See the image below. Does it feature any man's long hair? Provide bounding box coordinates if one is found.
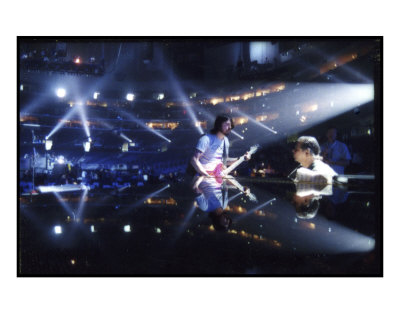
[210,115,235,135]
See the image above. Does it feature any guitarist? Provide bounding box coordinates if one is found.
[190,115,251,177]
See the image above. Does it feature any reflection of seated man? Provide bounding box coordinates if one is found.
[292,182,333,219]
[292,193,321,219]
[321,127,351,174]
[289,136,337,184]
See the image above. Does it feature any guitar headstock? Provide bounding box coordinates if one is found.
[248,144,260,155]
[248,193,258,203]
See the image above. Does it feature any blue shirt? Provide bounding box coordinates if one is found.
[321,140,351,174]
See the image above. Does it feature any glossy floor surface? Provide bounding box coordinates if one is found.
[18,176,381,276]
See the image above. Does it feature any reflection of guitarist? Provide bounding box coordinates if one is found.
[192,174,256,231]
[191,115,252,178]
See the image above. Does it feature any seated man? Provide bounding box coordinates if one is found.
[289,136,337,184]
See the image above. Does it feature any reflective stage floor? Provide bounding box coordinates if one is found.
[18,176,381,276]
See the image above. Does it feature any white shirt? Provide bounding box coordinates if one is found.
[196,134,229,172]
[295,160,337,184]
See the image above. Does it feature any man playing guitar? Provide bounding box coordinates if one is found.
[190,115,253,179]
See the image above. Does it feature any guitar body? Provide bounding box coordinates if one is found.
[206,144,259,183]
[207,163,225,184]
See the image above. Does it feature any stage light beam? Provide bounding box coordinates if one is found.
[46,106,78,140]
[118,110,172,143]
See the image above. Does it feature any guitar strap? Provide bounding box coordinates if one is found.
[222,137,228,165]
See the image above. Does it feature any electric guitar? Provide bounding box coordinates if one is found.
[207,144,259,183]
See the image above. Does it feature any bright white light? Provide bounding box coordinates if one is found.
[56,88,66,98]
[56,156,65,164]
[54,226,62,234]
[91,225,95,233]
[155,227,162,234]
[45,139,53,151]
[121,142,129,152]
[83,141,91,152]
[93,92,100,100]
[20,84,24,91]
[38,184,87,193]
[157,93,164,100]
[126,93,135,101]
[124,225,131,232]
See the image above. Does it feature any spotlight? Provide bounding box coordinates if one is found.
[45,139,53,151]
[74,57,81,64]
[121,142,129,152]
[56,88,66,98]
[126,93,135,101]
[124,225,131,233]
[83,141,91,152]
[54,226,63,234]
[93,92,100,100]
[20,84,24,91]
[56,155,65,164]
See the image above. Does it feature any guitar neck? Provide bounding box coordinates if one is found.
[227,177,258,202]
[224,156,245,175]
[227,177,246,192]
